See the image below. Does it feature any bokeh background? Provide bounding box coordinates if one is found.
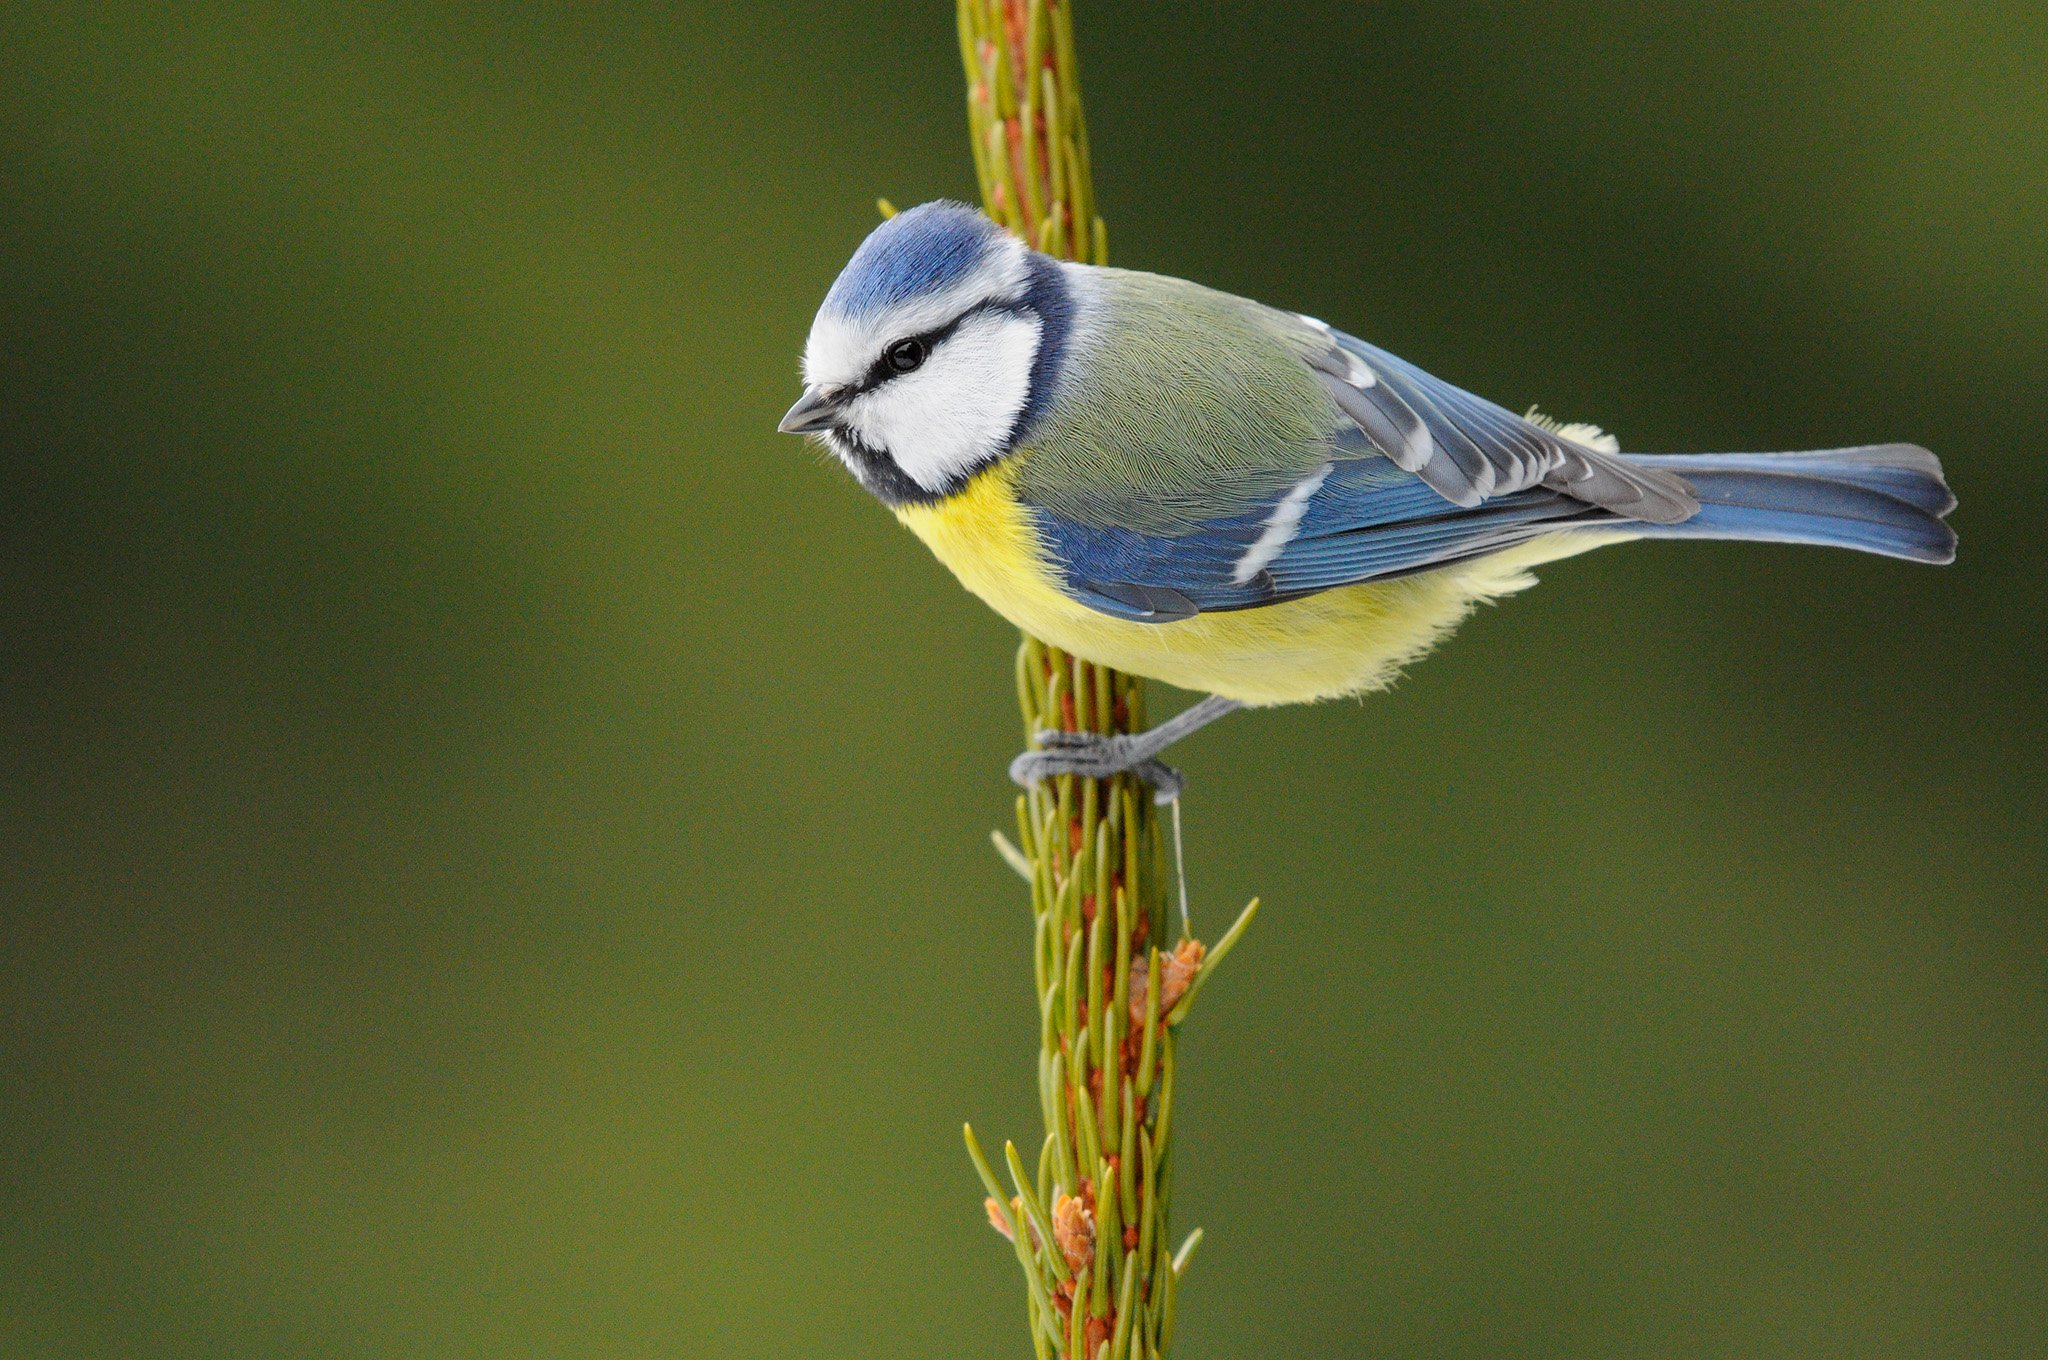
[4,2,2043,1356]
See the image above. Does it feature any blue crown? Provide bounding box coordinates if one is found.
[822,201,1007,319]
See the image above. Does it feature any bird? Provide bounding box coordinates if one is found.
[779,201,1955,799]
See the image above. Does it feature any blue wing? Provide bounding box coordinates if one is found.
[1032,441,1610,623]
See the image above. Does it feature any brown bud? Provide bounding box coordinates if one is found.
[1129,938,1207,1026]
[1052,1192,1095,1275]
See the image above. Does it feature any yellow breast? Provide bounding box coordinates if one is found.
[895,462,1620,706]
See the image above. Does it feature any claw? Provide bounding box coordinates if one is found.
[1007,695,1238,806]
[1009,737,1184,804]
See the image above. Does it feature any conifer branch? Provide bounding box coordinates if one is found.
[954,5,1257,1355]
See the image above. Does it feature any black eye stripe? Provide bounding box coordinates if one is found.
[857,297,1030,393]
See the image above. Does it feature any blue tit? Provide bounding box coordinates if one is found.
[779,202,1955,797]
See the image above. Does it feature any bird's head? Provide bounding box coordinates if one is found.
[779,201,1072,504]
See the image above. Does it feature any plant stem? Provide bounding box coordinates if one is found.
[956,5,1256,1357]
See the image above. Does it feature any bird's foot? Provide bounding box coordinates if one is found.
[1009,729,1185,804]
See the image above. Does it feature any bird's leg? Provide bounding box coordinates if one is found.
[1009,694,1244,803]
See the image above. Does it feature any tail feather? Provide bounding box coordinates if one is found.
[1622,444,1956,564]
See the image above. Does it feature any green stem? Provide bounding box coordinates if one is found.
[953,5,1257,1358]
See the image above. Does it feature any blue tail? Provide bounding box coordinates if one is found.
[1622,444,1956,563]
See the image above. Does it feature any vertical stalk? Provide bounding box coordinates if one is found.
[957,5,1257,1357]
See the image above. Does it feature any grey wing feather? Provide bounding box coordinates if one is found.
[1285,313,1699,524]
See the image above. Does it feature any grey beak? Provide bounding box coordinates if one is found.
[778,385,846,435]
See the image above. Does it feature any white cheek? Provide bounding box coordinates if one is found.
[843,312,1040,492]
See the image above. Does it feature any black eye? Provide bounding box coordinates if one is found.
[884,338,927,374]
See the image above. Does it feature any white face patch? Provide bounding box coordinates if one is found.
[837,308,1042,493]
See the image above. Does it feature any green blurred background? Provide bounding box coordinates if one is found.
[3,2,2042,1356]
